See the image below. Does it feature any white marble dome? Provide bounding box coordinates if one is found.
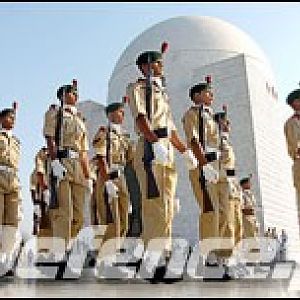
[108,16,274,103]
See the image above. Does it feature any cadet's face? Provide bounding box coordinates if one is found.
[220,119,230,132]
[65,91,77,106]
[192,92,202,105]
[242,182,251,190]
[141,61,164,77]
[110,108,125,124]
[151,60,163,76]
[292,99,300,111]
[2,113,15,130]
[200,90,214,106]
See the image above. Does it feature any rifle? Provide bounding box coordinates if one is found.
[49,84,65,209]
[218,105,227,174]
[104,123,114,223]
[199,75,214,213]
[143,42,169,199]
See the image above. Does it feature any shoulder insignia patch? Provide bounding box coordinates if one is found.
[49,104,58,111]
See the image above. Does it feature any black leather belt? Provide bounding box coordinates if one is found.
[226,169,235,177]
[109,170,120,180]
[205,152,218,163]
[153,127,168,139]
[57,149,79,159]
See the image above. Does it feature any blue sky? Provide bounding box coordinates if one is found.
[0,2,299,234]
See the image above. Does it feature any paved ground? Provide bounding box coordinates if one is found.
[0,263,300,299]
[0,278,299,298]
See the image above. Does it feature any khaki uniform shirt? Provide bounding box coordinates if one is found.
[0,130,20,171]
[284,115,300,161]
[284,115,300,189]
[43,105,89,185]
[43,105,89,153]
[219,133,235,179]
[242,189,256,210]
[127,78,176,165]
[93,124,134,168]
[182,105,219,171]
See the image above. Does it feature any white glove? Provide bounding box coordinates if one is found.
[43,189,50,207]
[86,179,94,195]
[128,202,133,215]
[227,178,238,197]
[174,198,181,214]
[203,164,219,184]
[105,180,119,200]
[206,147,221,161]
[183,149,198,170]
[153,142,169,164]
[34,205,41,219]
[51,159,67,180]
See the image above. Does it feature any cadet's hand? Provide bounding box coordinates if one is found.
[34,205,41,219]
[83,170,91,180]
[183,149,198,170]
[43,189,50,207]
[203,164,219,184]
[153,142,169,164]
[105,180,119,200]
[174,198,181,214]
[128,202,133,215]
[51,159,67,180]
[206,147,221,162]
[86,178,94,195]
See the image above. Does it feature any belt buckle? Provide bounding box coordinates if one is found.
[69,150,78,159]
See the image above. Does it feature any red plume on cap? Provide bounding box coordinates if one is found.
[205,75,212,84]
[12,102,18,112]
[123,96,129,104]
[72,79,78,88]
[222,104,228,113]
[161,41,169,54]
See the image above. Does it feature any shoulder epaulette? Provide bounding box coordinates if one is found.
[93,126,107,145]
[49,104,58,111]
[13,135,20,145]
[137,78,146,84]
[99,126,107,132]
[77,111,86,121]
[123,133,131,139]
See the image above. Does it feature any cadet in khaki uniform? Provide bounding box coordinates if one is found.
[127,50,197,257]
[240,177,258,239]
[214,112,243,256]
[30,170,40,236]
[89,157,99,226]
[43,83,91,247]
[182,82,221,243]
[30,147,52,242]
[0,106,21,252]
[284,88,300,229]
[93,103,133,241]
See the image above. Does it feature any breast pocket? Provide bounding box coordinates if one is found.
[0,139,6,155]
[0,139,6,149]
[293,161,300,189]
[10,141,20,168]
[63,118,76,139]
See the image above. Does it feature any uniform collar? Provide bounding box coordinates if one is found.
[64,104,78,115]
[0,127,13,138]
[193,104,213,114]
[152,77,166,92]
[109,122,122,135]
[221,132,229,140]
[293,111,300,120]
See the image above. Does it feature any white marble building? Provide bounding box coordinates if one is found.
[79,16,299,259]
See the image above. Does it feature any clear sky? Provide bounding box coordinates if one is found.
[0,2,299,235]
